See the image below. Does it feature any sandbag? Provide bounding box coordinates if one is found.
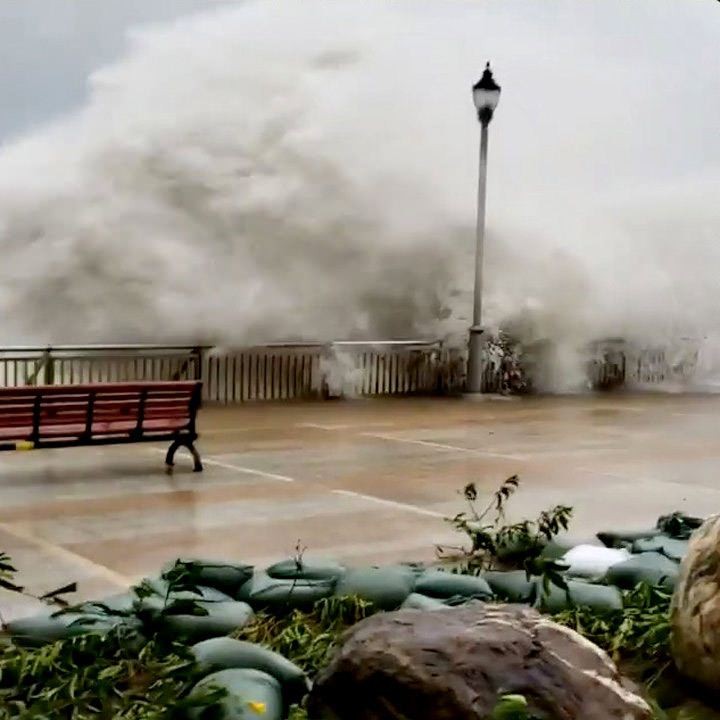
[265,558,345,582]
[162,559,254,594]
[631,535,689,562]
[188,668,283,720]
[137,577,233,608]
[160,600,254,642]
[7,611,139,648]
[534,579,623,613]
[561,545,631,580]
[483,570,536,603]
[655,512,703,539]
[400,593,449,611]
[604,551,679,590]
[539,537,581,561]
[191,637,309,702]
[237,573,335,610]
[334,566,416,610]
[414,570,492,601]
[596,529,660,549]
[397,562,427,576]
[78,591,137,614]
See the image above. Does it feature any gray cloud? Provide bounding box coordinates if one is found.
[0,0,234,142]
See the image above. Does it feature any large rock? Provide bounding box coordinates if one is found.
[671,514,720,689]
[309,602,651,720]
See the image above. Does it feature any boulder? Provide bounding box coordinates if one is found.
[671,514,720,689]
[309,602,651,720]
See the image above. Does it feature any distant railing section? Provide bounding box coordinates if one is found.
[203,341,460,402]
[587,339,699,389]
[203,346,321,403]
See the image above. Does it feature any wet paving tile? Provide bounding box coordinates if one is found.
[2,394,720,619]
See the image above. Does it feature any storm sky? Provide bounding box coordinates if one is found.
[0,0,233,142]
[2,0,718,176]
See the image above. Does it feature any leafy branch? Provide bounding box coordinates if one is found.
[0,552,77,629]
[438,477,572,594]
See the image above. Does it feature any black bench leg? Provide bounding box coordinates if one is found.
[165,439,182,474]
[188,442,203,473]
[165,439,203,473]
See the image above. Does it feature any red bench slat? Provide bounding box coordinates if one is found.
[0,382,199,445]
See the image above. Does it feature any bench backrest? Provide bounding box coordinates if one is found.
[0,381,201,438]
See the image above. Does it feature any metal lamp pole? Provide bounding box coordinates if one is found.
[467,62,501,393]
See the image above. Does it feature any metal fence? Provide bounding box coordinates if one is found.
[0,345,202,388]
[203,341,457,403]
[0,339,701,402]
[0,341,458,403]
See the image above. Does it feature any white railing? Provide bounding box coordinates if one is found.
[0,345,202,388]
[0,339,701,401]
[0,341,459,403]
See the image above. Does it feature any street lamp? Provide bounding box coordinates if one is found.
[467,61,501,393]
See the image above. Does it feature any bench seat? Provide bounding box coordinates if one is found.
[0,381,203,471]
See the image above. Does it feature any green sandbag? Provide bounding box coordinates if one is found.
[7,611,139,648]
[188,668,283,720]
[191,637,309,702]
[139,577,232,602]
[540,538,590,561]
[397,562,427,576]
[632,535,689,561]
[605,552,679,590]
[237,573,334,610]
[655,512,703,539]
[484,570,536,603]
[596,529,660,549]
[160,601,254,642]
[334,566,416,610]
[400,593,449,611]
[265,558,345,582]
[134,578,232,614]
[162,558,254,594]
[534,579,623,613]
[78,591,137,614]
[414,570,492,600]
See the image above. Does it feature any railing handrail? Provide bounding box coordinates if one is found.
[0,340,442,355]
[0,344,210,354]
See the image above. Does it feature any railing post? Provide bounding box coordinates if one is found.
[317,344,332,400]
[192,346,203,382]
[43,346,54,386]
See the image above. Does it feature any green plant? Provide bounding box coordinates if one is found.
[488,694,545,720]
[235,595,371,678]
[554,583,672,686]
[0,628,223,719]
[0,555,227,718]
[438,477,572,593]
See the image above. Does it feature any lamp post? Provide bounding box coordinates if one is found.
[467,62,501,393]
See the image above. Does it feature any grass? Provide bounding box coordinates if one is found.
[234,595,372,678]
[0,630,210,719]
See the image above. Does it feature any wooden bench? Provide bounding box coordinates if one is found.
[0,381,203,472]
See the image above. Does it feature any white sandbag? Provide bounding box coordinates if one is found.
[561,545,630,579]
